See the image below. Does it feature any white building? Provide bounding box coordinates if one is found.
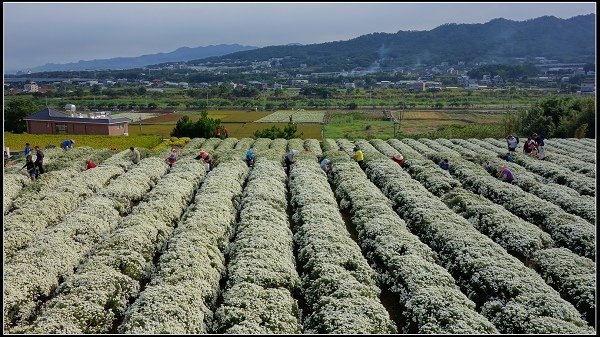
[24,82,38,92]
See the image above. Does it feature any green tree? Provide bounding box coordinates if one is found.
[4,97,43,133]
[170,111,221,138]
[90,84,102,96]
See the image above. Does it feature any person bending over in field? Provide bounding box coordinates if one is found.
[129,147,141,164]
[353,146,364,169]
[245,147,256,167]
[391,154,404,167]
[85,159,97,170]
[20,155,37,181]
[499,165,514,183]
[165,152,177,168]
[195,150,213,172]
[438,158,449,171]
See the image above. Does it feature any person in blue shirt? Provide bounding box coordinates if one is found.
[60,139,75,150]
[438,158,449,170]
[503,152,513,163]
[245,147,256,167]
[24,143,32,157]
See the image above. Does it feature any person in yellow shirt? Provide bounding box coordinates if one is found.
[353,146,364,169]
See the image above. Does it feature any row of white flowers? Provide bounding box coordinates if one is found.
[434,138,479,157]
[542,152,595,178]
[386,138,423,159]
[320,138,339,152]
[5,148,134,215]
[380,141,573,268]
[549,138,596,158]
[288,158,396,334]
[178,138,206,156]
[97,157,168,210]
[369,139,400,157]
[380,140,557,260]
[45,147,114,172]
[304,139,323,157]
[3,173,31,214]
[439,154,595,260]
[251,137,272,150]
[357,148,593,334]
[480,137,595,179]
[532,248,596,326]
[3,157,174,331]
[26,158,206,333]
[3,147,89,175]
[287,138,305,151]
[256,110,325,123]
[3,164,125,258]
[544,143,596,165]
[477,138,596,196]
[270,138,288,152]
[327,150,498,334]
[117,160,249,334]
[481,158,595,224]
[212,158,301,333]
[419,138,463,157]
[431,139,596,224]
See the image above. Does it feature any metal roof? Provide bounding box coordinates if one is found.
[23,108,130,124]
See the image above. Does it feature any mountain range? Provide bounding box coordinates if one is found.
[26,44,257,73]
[191,14,595,71]
[21,14,595,74]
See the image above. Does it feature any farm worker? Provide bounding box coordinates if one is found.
[215,127,221,138]
[284,149,299,174]
[20,155,37,181]
[60,139,75,150]
[320,157,332,174]
[503,152,513,163]
[245,147,256,167]
[523,137,536,154]
[438,158,449,170]
[506,135,519,152]
[24,143,32,157]
[390,154,404,167]
[304,146,311,152]
[353,146,364,169]
[34,146,45,174]
[165,152,177,168]
[195,150,213,172]
[129,147,141,164]
[85,159,97,170]
[499,165,514,183]
[223,127,229,138]
[533,133,545,160]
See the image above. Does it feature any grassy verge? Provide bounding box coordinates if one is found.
[3,133,163,152]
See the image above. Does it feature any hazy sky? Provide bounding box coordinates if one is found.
[3,2,596,72]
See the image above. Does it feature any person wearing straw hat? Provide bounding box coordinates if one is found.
[390,153,404,167]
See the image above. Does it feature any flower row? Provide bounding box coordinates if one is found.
[327,150,498,334]
[429,139,596,224]
[256,111,325,123]
[357,148,592,334]
[3,173,31,214]
[440,153,595,260]
[116,160,249,334]
[212,158,301,333]
[546,139,596,162]
[3,157,174,331]
[477,138,595,196]
[481,158,595,224]
[532,248,596,325]
[3,164,125,258]
[288,158,396,334]
[26,158,206,333]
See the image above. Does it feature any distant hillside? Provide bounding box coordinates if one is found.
[193,14,595,71]
[28,44,257,72]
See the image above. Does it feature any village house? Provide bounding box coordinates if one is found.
[23,107,130,135]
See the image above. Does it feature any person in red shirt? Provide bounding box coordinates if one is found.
[85,159,97,170]
[390,154,404,167]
